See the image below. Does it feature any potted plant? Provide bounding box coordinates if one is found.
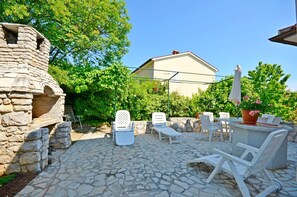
[238,95,268,125]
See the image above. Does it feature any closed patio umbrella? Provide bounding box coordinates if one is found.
[228,65,241,117]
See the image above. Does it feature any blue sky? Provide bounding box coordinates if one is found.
[122,0,297,91]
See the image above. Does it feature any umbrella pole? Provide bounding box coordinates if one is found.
[236,104,240,119]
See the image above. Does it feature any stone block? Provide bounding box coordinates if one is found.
[20,166,28,173]
[26,130,42,141]
[55,132,69,138]
[0,155,11,164]
[41,158,48,169]
[11,76,30,90]
[59,127,70,132]
[11,98,32,105]
[4,148,15,157]
[6,126,18,133]
[21,140,42,152]
[58,122,71,128]
[2,112,29,126]
[26,163,41,172]
[0,149,8,157]
[0,141,7,147]
[19,152,41,165]
[41,149,48,160]
[42,133,49,141]
[0,99,2,105]
[0,165,6,176]
[0,132,8,141]
[7,145,22,153]
[3,98,11,105]
[13,105,33,111]
[6,163,21,174]
[41,128,49,135]
[0,104,13,113]
[0,78,14,88]
[8,134,24,142]
[5,142,20,147]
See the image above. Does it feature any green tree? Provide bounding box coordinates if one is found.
[50,63,131,123]
[125,79,168,120]
[169,91,190,117]
[248,62,291,118]
[0,0,131,66]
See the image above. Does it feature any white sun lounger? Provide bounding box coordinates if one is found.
[151,112,181,144]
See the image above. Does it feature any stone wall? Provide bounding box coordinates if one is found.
[0,24,50,72]
[1,128,49,175]
[133,117,200,135]
[50,122,72,149]
[169,117,200,132]
[0,91,70,175]
[0,23,69,176]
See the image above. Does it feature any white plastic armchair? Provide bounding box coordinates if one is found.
[113,110,134,145]
[200,115,223,141]
[219,112,232,142]
[203,112,214,122]
[188,129,288,197]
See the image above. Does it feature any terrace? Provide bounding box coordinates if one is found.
[16,129,297,196]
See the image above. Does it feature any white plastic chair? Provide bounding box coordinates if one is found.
[257,117,268,123]
[272,117,282,125]
[203,112,214,122]
[200,115,223,141]
[219,112,232,142]
[112,110,134,146]
[188,129,288,197]
[262,114,275,124]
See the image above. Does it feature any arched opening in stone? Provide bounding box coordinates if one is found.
[30,86,61,130]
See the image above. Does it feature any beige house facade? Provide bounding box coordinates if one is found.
[132,51,218,97]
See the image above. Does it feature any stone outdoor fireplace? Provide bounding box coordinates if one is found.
[0,23,71,175]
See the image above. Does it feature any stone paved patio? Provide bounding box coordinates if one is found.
[17,132,297,197]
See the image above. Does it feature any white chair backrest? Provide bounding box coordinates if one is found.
[115,110,131,129]
[203,112,214,122]
[272,117,282,125]
[219,112,230,118]
[245,129,288,177]
[262,114,275,124]
[152,112,166,125]
[200,115,211,130]
[257,117,268,123]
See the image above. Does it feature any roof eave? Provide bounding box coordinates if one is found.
[132,58,153,74]
[269,24,297,46]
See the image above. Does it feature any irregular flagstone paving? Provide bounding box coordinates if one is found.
[17,132,297,197]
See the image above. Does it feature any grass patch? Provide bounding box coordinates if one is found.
[0,173,17,186]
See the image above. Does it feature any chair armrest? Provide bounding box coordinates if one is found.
[213,148,252,167]
[236,142,259,159]
[236,143,259,153]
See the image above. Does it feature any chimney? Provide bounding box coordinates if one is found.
[172,50,179,55]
